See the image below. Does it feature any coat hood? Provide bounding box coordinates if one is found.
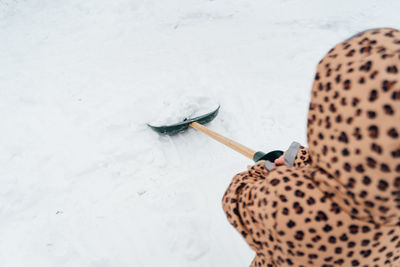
[307,28,400,226]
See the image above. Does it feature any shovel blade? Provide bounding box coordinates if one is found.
[148,106,220,135]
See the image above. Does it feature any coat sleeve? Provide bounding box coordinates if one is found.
[293,146,312,167]
[222,161,278,251]
[222,161,324,266]
[222,144,313,262]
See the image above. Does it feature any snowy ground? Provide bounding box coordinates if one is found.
[1,0,399,266]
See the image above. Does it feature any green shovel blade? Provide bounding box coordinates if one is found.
[148,106,220,135]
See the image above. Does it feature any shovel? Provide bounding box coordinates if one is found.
[148,106,283,163]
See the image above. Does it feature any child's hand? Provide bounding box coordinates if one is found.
[273,152,286,166]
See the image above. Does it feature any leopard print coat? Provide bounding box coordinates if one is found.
[222,28,400,267]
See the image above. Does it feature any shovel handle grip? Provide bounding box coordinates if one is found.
[189,122,256,160]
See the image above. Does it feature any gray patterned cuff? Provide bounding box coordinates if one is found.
[284,141,301,166]
[264,160,275,171]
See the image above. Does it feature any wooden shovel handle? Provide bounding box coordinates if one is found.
[189,122,256,160]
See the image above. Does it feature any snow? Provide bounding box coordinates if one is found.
[0,0,399,266]
[149,95,219,127]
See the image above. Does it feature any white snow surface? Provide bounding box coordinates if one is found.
[0,0,399,266]
[149,95,219,127]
